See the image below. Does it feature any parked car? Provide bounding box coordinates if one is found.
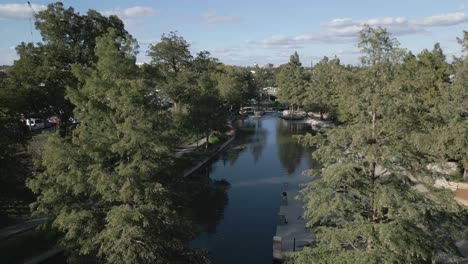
[47,116,59,125]
[25,118,45,130]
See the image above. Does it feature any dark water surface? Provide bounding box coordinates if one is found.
[190,115,318,264]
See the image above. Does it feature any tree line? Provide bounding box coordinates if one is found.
[276,26,468,263]
[1,1,467,263]
[0,2,257,263]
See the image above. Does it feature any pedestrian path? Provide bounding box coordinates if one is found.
[274,175,314,260]
[174,137,208,158]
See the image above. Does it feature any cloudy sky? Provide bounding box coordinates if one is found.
[0,0,467,66]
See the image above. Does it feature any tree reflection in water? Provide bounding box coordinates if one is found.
[276,119,310,175]
[221,119,258,165]
[250,118,267,164]
[188,175,230,235]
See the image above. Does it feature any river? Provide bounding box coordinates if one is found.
[190,114,318,264]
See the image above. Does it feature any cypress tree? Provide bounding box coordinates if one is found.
[292,26,467,263]
[28,29,204,263]
[277,52,308,111]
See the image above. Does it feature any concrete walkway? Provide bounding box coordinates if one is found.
[182,136,235,177]
[274,174,314,259]
[0,217,47,241]
[174,137,208,158]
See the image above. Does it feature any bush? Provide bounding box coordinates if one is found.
[448,164,464,182]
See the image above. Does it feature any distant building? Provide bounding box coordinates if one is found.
[262,63,274,69]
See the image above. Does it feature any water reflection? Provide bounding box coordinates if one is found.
[190,115,316,264]
[276,120,308,175]
[190,179,230,235]
[250,118,267,163]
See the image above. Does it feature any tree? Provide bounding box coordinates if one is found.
[6,2,128,137]
[431,32,468,181]
[186,75,227,149]
[305,56,341,120]
[253,65,275,88]
[217,66,256,112]
[148,31,192,75]
[276,52,308,111]
[293,26,466,263]
[148,32,194,109]
[0,71,33,222]
[27,30,205,263]
[186,52,227,149]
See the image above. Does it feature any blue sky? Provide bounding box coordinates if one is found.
[0,0,467,66]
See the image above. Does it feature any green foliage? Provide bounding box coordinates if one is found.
[0,107,28,183]
[277,52,308,109]
[253,65,276,88]
[27,30,204,263]
[448,165,464,182]
[217,65,256,110]
[294,26,467,263]
[186,81,225,146]
[304,56,342,119]
[6,2,128,136]
[435,32,468,180]
[148,32,194,106]
[148,31,192,75]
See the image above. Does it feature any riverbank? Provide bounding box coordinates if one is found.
[190,115,316,263]
[182,136,235,177]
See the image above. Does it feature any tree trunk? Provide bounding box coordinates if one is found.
[320,111,324,121]
[368,110,377,250]
[58,112,70,138]
[205,132,209,150]
[464,167,468,183]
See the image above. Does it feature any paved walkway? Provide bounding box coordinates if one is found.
[275,174,314,256]
[0,217,47,241]
[174,137,208,158]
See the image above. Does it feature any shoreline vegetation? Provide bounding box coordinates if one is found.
[0,1,466,263]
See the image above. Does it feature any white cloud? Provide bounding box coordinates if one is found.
[0,3,46,20]
[414,12,468,27]
[102,6,157,18]
[212,46,241,54]
[253,11,467,48]
[201,9,244,24]
[101,6,157,30]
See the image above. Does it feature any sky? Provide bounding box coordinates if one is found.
[0,0,467,66]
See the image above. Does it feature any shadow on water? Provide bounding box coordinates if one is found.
[189,115,317,264]
[190,178,231,235]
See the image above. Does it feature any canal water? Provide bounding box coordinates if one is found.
[190,114,318,264]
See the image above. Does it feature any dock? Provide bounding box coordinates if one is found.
[273,175,314,261]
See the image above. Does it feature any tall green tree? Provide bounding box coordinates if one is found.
[148,32,194,109]
[28,30,205,263]
[276,52,308,111]
[431,32,468,181]
[186,75,227,149]
[217,65,256,112]
[6,2,128,137]
[305,56,341,120]
[293,26,466,263]
[185,51,227,149]
[253,65,276,88]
